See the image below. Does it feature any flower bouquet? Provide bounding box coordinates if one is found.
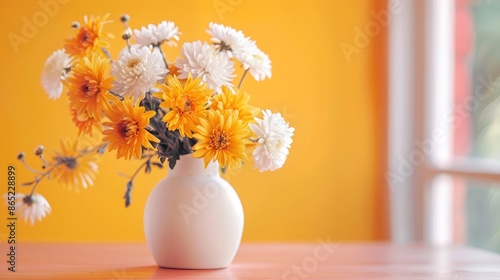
[14,14,294,228]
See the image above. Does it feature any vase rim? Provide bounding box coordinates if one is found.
[168,154,220,177]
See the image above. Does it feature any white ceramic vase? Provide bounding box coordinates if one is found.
[144,154,244,269]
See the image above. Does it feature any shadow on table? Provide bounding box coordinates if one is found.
[41,265,238,279]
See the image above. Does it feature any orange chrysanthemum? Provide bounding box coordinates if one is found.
[102,97,160,160]
[192,110,251,168]
[154,74,213,137]
[64,14,113,58]
[50,138,100,191]
[66,54,114,120]
[211,86,259,125]
[168,64,181,77]
[71,109,101,137]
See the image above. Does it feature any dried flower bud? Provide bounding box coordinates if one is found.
[120,14,130,24]
[122,27,132,40]
[34,145,44,156]
[17,152,25,160]
[71,21,80,29]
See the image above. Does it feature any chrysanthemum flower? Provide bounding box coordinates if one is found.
[168,64,181,77]
[211,86,259,125]
[175,41,235,93]
[249,110,294,172]
[41,49,72,99]
[133,21,181,47]
[64,14,113,58]
[50,138,101,190]
[206,23,272,82]
[11,193,51,225]
[71,109,101,137]
[193,110,251,168]
[207,23,257,57]
[154,74,213,138]
[66,54,114,120]
[237,48,272,81]
[111,46,167,100]
[102,97,160,160]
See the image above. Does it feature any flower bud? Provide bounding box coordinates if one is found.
[17,152,25,160]
[120,14,130,24]
[34,145,44,156]
[122,27,132,40]
[71,21,80,29]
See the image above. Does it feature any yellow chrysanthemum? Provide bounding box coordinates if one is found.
[71,109,101,137]
[64,14,113,58]
[66,53,114,120]
[192,110,251,168]
[211,86,259,125]
[50,138,100,191]
[154,74,213,137]
[102,97,160,160]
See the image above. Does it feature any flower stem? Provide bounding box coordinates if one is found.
[109,90,124,100]
[126,40,131,52]
[20,158,43,175]
[101,47,112,61]
[29,179,40,196]
[128,152,158,182]
[38,154,50,168]
[238,68,249,90]
[156,45,169,70]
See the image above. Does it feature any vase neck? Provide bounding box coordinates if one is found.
[168,154,219,177]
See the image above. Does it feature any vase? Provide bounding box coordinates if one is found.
[143,154,244,269]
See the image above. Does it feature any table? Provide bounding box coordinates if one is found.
[1,243,500,279]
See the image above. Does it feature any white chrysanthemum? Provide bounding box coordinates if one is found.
[237,48,272,81]
[41,49,71,99]
[207,23,257,57]
[250,110,294,172]
[112,46,167,99]
[176,41,235,93]
[133,21,181,47]
[9,193,52,225]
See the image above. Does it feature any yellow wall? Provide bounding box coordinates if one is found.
[0,0,386,242]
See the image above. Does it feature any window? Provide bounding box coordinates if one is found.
[388,0,500,253]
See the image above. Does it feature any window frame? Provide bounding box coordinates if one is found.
[387,0,500,245]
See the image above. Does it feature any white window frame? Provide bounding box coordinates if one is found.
[388,0,500,245]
